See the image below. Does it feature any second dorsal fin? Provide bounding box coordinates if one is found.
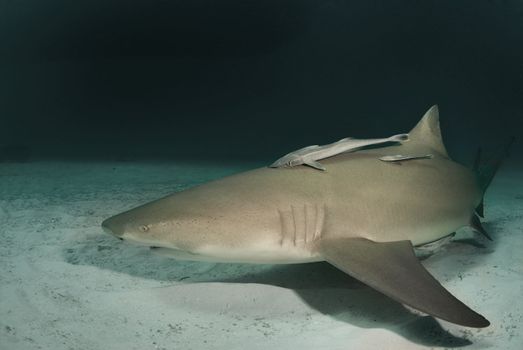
[409,105,449,157]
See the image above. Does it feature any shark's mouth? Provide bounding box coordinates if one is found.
[120,234,177,250]
[148,246,201,260]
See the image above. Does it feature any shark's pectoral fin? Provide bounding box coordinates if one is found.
[318,237,490,327]
[304,160,326,171]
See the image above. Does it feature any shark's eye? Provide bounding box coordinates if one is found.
[139,225,149,232]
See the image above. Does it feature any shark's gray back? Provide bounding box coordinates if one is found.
[180,104,480,248]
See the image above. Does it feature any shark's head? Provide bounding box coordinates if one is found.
[101,197,182,249]
[102,205,206,261]
[101,186,281,262]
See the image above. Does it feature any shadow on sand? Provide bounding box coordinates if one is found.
[213,262,474,347]
[62,223,502,348]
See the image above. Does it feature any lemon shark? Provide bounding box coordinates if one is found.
[102,105,502,328]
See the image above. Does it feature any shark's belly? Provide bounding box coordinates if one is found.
[189,243,324,264]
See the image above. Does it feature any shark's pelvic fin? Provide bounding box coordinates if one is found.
[470,215,492,241]
[318,237,490,328]
[414,233,456,259]
[409,105,449,158]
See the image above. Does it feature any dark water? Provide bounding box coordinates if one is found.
[1,0,522,164]
[1,4,523,348]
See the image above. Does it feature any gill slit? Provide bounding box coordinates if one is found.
[278,204,325,247]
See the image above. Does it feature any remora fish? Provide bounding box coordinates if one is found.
[379,154,434,162]
[103,105,504,328]
[270,133,409,170]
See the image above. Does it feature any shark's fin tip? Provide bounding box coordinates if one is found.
[409,105,449,157]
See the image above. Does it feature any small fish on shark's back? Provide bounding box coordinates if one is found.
[270,133,409,170]
[379,154,434,162]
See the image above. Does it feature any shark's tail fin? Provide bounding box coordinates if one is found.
[473,137,515,217]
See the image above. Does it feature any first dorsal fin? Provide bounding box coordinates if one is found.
[409,105,449,157]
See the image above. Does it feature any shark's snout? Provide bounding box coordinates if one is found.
[102,218,124,240]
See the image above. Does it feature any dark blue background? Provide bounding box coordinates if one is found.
[1,0,522,162]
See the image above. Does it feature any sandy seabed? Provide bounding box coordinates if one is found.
[1,161,522,350]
